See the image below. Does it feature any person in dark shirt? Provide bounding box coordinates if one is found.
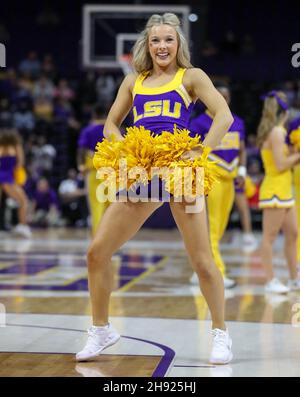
[31,177,59,227]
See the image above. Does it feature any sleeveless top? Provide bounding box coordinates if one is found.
[0,155,17,172]
[261,128,290,177]
[189,110,244,179]
[0,155,17,184]
[132,68,194,134]
[259,127,294,208]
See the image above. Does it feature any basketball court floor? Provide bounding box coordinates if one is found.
[0,227,299,377]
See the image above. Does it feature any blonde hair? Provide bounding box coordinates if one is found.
[256,91,288,148]
[132,13,193,74]
[0,128,22,147]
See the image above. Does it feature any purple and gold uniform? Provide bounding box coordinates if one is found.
[289,116,300,260]
[189,110,245,178]
[122,68,195,200]
[189,110,245,275]
[133,68,194,134]
[78,124,105,155]
[78,123,108,234]
[0,155,17,184]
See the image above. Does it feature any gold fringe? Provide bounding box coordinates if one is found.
[290,127,300,149]
[93,125,219,196]
[14,167,27,186]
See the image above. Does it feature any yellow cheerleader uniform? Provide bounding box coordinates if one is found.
[259,143,295,209]
[289,120,300,259]
[78,122,109,235]
[244,175,257,199]
[189,110,245,275]
[293,164,300,257]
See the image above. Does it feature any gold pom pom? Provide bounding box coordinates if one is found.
[92,125,219,197]
[14,166,27,186]
[290,127,300,149]
[153,127,217,197]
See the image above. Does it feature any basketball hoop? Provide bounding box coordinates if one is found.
[119,54,134,75]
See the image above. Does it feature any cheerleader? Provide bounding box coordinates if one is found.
[288,115,300,262]
[76,13,234,364]
[0,128,31,238]
[258,92,300,293]
[189,83,247,288]
[77,105,109,236]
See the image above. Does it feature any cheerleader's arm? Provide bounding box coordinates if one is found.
[184,68,233,150]
[15,143,25,168]
[104,73,136,141]
[270,127,300,172]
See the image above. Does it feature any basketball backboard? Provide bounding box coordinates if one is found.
[82,5,190,70]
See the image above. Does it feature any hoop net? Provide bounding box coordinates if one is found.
[119,54,134,75]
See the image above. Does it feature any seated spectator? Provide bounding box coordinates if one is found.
[33,75,55,101]
[30,135,56,177]
[54,79,75,101]
[0,69,18,101]
[18,72,34,94]
[281,80,296,106]
[53,98,73,122]
[58,168,87,226]
[290,98,300,120]
[15,73,33,101]
[41,54,57,80]
[18,51,41,79]
[246,133,261,165]
[13,99,35,133]
[24,163,39,200]
[53,98,80,129]
[0,98,13,128]
[96,72,116,109]
[30,177,60,227]
[78,71,97,109]
[34,97,53,122]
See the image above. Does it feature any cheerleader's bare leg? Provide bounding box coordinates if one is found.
[87,201,163,326]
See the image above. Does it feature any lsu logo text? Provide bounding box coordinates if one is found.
[216,131,240,150]
[0,43,6,67]
[133,100,182,122]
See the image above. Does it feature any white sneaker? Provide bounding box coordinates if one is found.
[13,224,32,238]
[76,324,120,362]
[210,328,233,365]
[265,278,290,294]
[223,276,237,289]
[287,279,300,291]
[242,233,258,253]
